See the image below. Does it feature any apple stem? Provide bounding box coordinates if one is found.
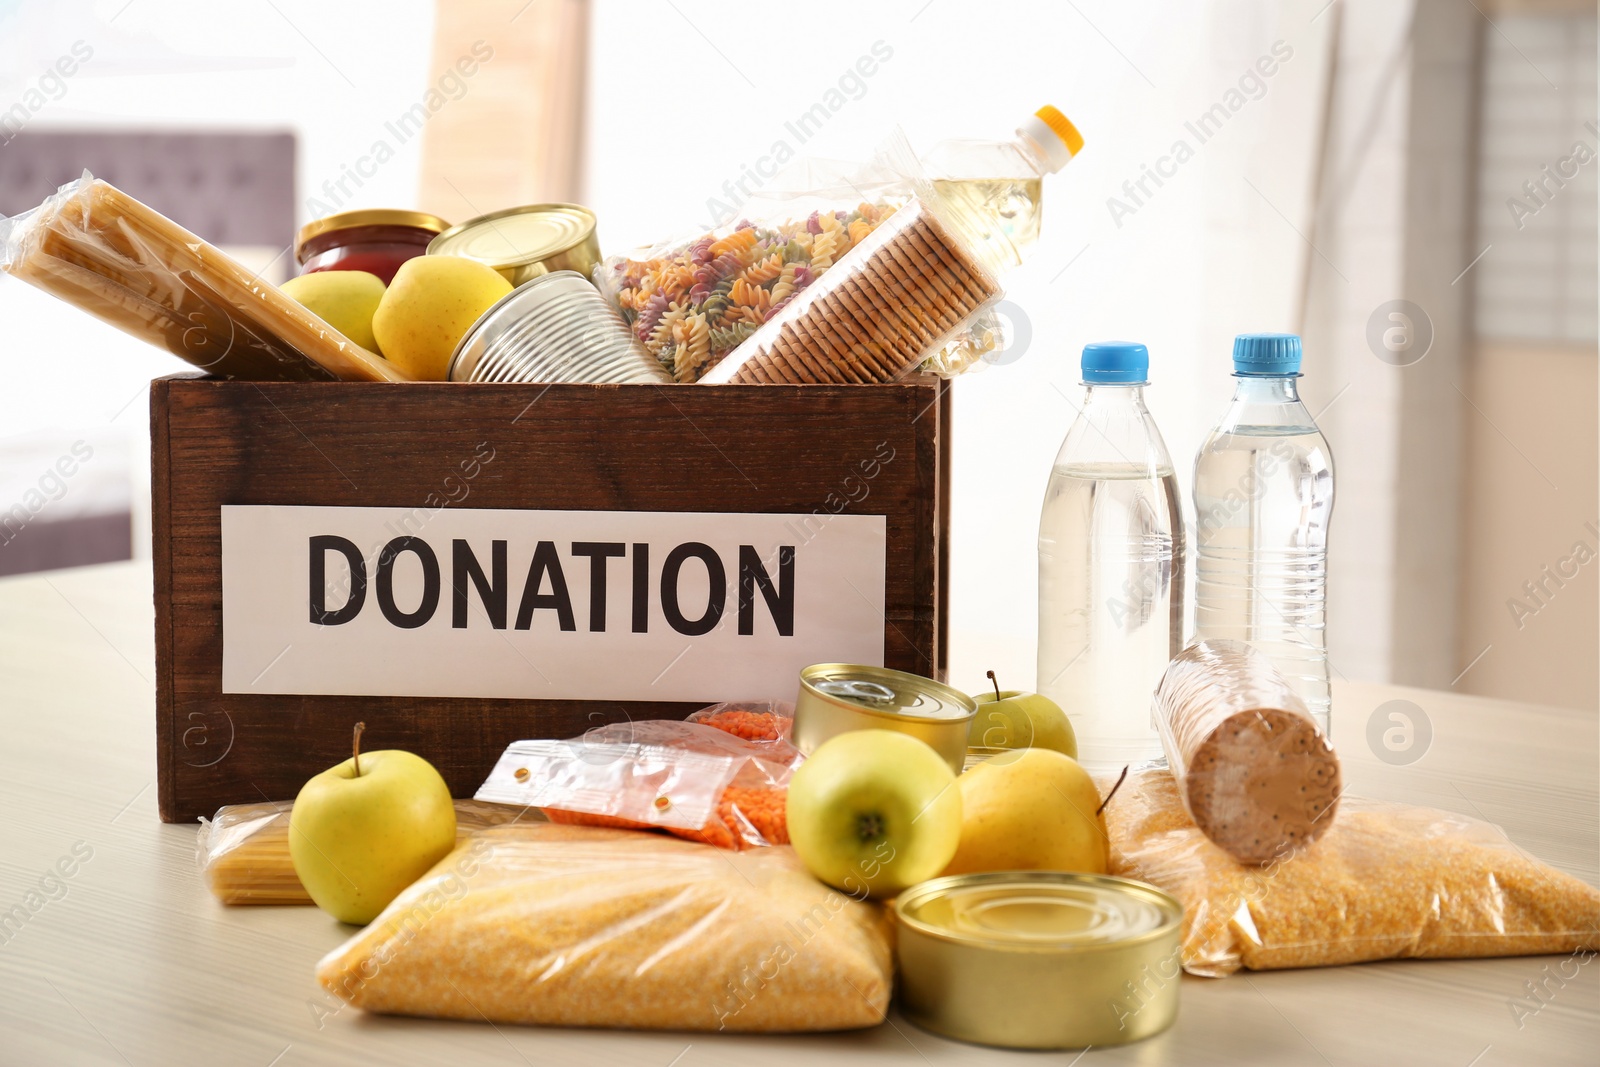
[986,670,1001,703]
[352,721,366,778]
[1096,765,1129,817]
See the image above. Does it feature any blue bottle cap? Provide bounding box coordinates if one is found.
[1232,333,1302,376]
[1081,341,1149,384]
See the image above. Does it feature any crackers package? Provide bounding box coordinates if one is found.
[1152,639,1342,864]
[1105,768,1600,976]
[314,823,893,1032]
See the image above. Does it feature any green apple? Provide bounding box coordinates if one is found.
[280,270,386,352]
[371,255,512,380]
[786,729,961,899]
[289,723,457,924]
[941,748,1107,877]
[969,671,1077,758]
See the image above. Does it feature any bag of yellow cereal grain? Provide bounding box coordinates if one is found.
[314,823,893,1032]
[1104,768,1600,977]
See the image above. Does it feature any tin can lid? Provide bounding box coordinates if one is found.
[428,204,597,270]
[800,664,976,723]
[895,872,1181,951]
[295,210,451,261]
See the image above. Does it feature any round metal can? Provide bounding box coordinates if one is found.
[893,871,1183,1049]
[794,664,976,775]
[428,204,601,286]
[447,271,669,385]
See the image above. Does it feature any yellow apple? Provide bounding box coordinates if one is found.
[970,672,1077,758]
[941,748,1107,877]
[280,270,387,352]
[371,255,512,380]
[289,723,457,924]
[786,730,962,899]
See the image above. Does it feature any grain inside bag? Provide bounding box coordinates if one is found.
[1152,639,1341,864]
[315,823,893,1032]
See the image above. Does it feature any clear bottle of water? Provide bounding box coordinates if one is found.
[1193,333,1335,733]
[1037,342,1185,773]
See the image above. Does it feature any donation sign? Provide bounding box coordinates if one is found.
[221,505,887,702]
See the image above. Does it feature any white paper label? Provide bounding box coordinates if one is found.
[220,505,886,702]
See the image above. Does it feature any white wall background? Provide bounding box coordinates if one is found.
[0,0,437,554]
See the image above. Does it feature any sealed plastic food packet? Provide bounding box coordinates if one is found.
[1152,639,1342,864]
[1104,767,1600,977]
[197,799,526,905]
[686,699,794,742]
[599,132,1002,384]
[477,711,802,850]
[315,823,893,1032]
[0,172,405,382]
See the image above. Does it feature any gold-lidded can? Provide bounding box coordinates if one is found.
[428,203,601,287]
[795,664,975,775]
[893,871,1182,1050]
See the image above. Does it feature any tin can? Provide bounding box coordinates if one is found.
[428,204,601,287]
[447,271,669,385]
[794,664,975,775]
[893,871,1182,1049]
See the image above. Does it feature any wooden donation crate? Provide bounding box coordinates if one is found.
[151,374,951,821]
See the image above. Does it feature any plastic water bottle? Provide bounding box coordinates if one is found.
[1037,342,1185,773]
[1192,334,1335,733]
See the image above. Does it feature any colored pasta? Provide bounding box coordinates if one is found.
[605,204,897,382]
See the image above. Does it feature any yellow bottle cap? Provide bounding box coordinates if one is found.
[1034,105,1084,157]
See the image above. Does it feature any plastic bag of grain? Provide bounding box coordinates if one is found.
[1104,767,1600,976]
[314,823,892,1032]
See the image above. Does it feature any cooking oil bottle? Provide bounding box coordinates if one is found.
[921,106,1083,375]
[923,105,1084,271]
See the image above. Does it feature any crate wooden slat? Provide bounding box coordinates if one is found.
[152,374,951,822]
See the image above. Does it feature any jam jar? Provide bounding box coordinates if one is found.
[295,210,450,285]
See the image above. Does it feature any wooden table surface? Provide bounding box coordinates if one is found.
[1,561,1595,1066]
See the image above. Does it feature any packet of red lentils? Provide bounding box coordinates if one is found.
[477,710,802,851]
[1104,767,1600,976]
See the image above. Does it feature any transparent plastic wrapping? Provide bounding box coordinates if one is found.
[599,133,1004,383]
[1152,639,1341,864]
[0,173,406,382]
[315,823,893,1032]
[685,700,794,743]
[1104,767,1600,976]
[196,799,525,905]
[698,196,1002,385]
[477,714,803,850]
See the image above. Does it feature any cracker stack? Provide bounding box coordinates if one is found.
[1153,639,1342,865]
[712,199,1000,385]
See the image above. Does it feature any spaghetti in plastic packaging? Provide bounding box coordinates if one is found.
[314,823,893,1032]
[477,710,803,850]
[1104,767,1600,977]
[197,799,525,905]
[0,172,404,382]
